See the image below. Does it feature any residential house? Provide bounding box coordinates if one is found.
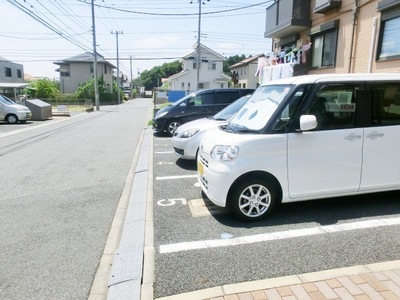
[230,54,265,89]
[54,52,116,94]
[0,56,24,83]
[0,56,28,99]
[261,0,400,83]
[167,43,231,93]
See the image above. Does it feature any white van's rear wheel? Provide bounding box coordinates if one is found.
[229,177,278,221]
[6,114,18,124]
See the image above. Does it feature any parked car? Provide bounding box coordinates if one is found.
[153,88,254,136]
[0,94,31,124]
[172,95,251,160]
[197,73,400,221]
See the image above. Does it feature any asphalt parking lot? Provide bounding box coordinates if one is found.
[151,130,400,299]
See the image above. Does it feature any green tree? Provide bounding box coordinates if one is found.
[28,78,60,99]
[223,54,247,73]
[75,76,109,100]
[134,60,183,90]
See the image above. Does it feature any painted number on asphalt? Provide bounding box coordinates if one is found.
[157,198,187,206]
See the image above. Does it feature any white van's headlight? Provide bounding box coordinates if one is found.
[211,145,239,161]
[180,128,199,138]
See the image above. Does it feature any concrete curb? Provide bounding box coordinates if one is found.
[106,126,153,300]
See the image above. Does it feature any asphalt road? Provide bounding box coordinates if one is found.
[152,133,400,298]
[0,99,152,300]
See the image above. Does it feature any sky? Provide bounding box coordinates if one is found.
[1,0,273,80]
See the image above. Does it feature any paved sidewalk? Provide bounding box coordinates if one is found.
[156,260,400,300]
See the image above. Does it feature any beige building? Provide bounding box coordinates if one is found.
[229,54,265,89]
[263,0,400,79]
[54,52,115,94]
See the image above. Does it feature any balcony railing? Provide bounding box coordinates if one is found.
[264,0,311,39]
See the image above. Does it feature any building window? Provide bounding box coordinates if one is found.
[311,29,337,68]
[90,64,94,73]
[104,65,107,74]
[208,62,216,70]
[17,69,22,78]
[188,82,191,89]
[378,15,400,60]
[198,83,204,89]
[182,82,185,89]
[61,70,70,77]
[193,62,197,69]
[4,67,12,77]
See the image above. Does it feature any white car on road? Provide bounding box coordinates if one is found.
[172,95,250,160]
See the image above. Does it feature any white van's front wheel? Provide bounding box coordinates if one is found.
[229,177,278,221]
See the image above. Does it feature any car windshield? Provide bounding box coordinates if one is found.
[171,93,195,107]
[0,94,16,105]
[229,85,293,132]
[212,95,250,121]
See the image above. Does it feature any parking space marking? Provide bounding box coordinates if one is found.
[159,216,400,254]
[188,198,225,217]
[155,151,174,154]
[156,175,198,180]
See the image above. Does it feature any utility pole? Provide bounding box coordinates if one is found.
[191,0,209,90]
[130,56,133,90]
[91,0,99,110]
[111,30,123,104]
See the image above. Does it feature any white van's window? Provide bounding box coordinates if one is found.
[307,84,358,130]
[273,88,306,131]
[230,85,292,131]
[370,83,400,125]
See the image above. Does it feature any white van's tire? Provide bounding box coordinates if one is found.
[229,176,278,221]
[6,114,18,124]
[166,120,181,136]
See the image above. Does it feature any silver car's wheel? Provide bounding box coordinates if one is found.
[229,176,278,221]
[166,120,181,136]
[6,114,18,124]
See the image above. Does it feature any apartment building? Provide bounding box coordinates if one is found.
[262,0,399,80]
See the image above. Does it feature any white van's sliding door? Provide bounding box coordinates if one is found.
[287,84,363,199]
[360,82,400,191]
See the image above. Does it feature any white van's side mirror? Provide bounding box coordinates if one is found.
[300,115,317,131]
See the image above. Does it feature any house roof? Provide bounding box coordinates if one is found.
[229,54,265,69]
[53,52,116,68]
[0,56,11,62]
[167,69,189,81]
[183,43,226,61]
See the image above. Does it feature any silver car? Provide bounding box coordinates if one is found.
[172,95,250,160]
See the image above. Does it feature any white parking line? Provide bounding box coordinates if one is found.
[159,217,400,254]
[155,151,174,154]
[156,175,198,180]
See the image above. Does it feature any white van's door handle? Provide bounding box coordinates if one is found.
[344,133,362,141]
[366,131,384,140]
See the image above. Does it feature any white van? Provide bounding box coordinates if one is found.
[197,73,400,221]
[0,94,31,124]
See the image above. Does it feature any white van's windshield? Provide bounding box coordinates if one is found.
[229,85,292,132]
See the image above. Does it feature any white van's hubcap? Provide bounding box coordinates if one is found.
[238,184,270,217]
